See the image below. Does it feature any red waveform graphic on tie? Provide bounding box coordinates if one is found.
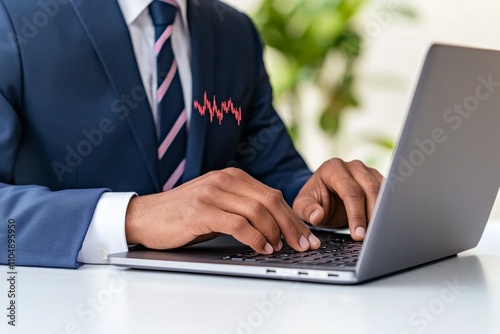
[194,92,242,126]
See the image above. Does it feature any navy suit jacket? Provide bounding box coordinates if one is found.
[0,0,312,268]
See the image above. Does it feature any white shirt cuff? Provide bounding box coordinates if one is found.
[77,192,137,264]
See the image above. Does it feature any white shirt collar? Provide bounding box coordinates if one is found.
[117,0,188,29]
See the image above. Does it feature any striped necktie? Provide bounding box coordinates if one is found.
[149,0,188,191]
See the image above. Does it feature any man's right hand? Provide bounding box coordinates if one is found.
[125,168,320,254]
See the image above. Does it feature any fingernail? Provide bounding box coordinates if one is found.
[355,226,366,238]
[278,240,283,251]
[264,243,274,254]
[310,210,319,223]
[308,234,320,247]
[299,235,309,249]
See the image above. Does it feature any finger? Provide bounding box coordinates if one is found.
[209,190,282,251]
[221,168,320,251]
[179,178,281,251]
[321,160,367,241]
[293,181,333,226]
[346,162,382,222]
[206,210,274,255]
[281,202,321,251]
[293,194,326,226]
[369,167,385,184]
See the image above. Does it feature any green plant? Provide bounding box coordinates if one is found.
[251,0,416,141]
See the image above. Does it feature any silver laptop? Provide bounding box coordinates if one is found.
[108,44,500,284]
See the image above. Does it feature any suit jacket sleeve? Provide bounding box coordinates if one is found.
[237,16,313,205]
[0,4,107,269]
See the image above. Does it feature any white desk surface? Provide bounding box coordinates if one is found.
[2,223,500,334]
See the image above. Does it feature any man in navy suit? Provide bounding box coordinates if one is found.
[0,0,383,268]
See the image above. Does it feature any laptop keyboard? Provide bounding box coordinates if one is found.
[221,237,362,267]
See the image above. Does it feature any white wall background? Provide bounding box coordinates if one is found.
[226,0,500,220]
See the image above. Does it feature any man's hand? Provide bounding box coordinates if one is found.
[293,159,384,241]
[125,168,320,254]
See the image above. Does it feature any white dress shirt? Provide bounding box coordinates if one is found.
[77,0,192,263]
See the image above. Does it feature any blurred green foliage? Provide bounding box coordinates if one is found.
[251,0,416,140]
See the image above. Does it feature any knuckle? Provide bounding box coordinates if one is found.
[224,167,245,177]
[248,200,266,217]
[224,167,238,174]
[350,213,367,224]
[326,157,344,169]
[186,200,209,221]
[287,220,301,235]
[349,159,365,169]
[347,187,364,200]
[366,183,381,196]
[199,184,217,197]
[339,178,364,199]
[206,170,218,178]
[228,217,248,234]
[266,189,284,206]
[210,170,232,186]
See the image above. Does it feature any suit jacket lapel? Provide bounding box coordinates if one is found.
[182,0,215,182]
[70,0,160,191]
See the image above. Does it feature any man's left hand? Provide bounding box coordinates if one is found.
[293,158,384,241]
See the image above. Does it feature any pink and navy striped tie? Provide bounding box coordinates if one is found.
[150,0,187,191]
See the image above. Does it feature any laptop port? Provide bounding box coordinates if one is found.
[266,269,276,274]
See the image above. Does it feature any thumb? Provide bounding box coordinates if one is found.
[293,194,326,226]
